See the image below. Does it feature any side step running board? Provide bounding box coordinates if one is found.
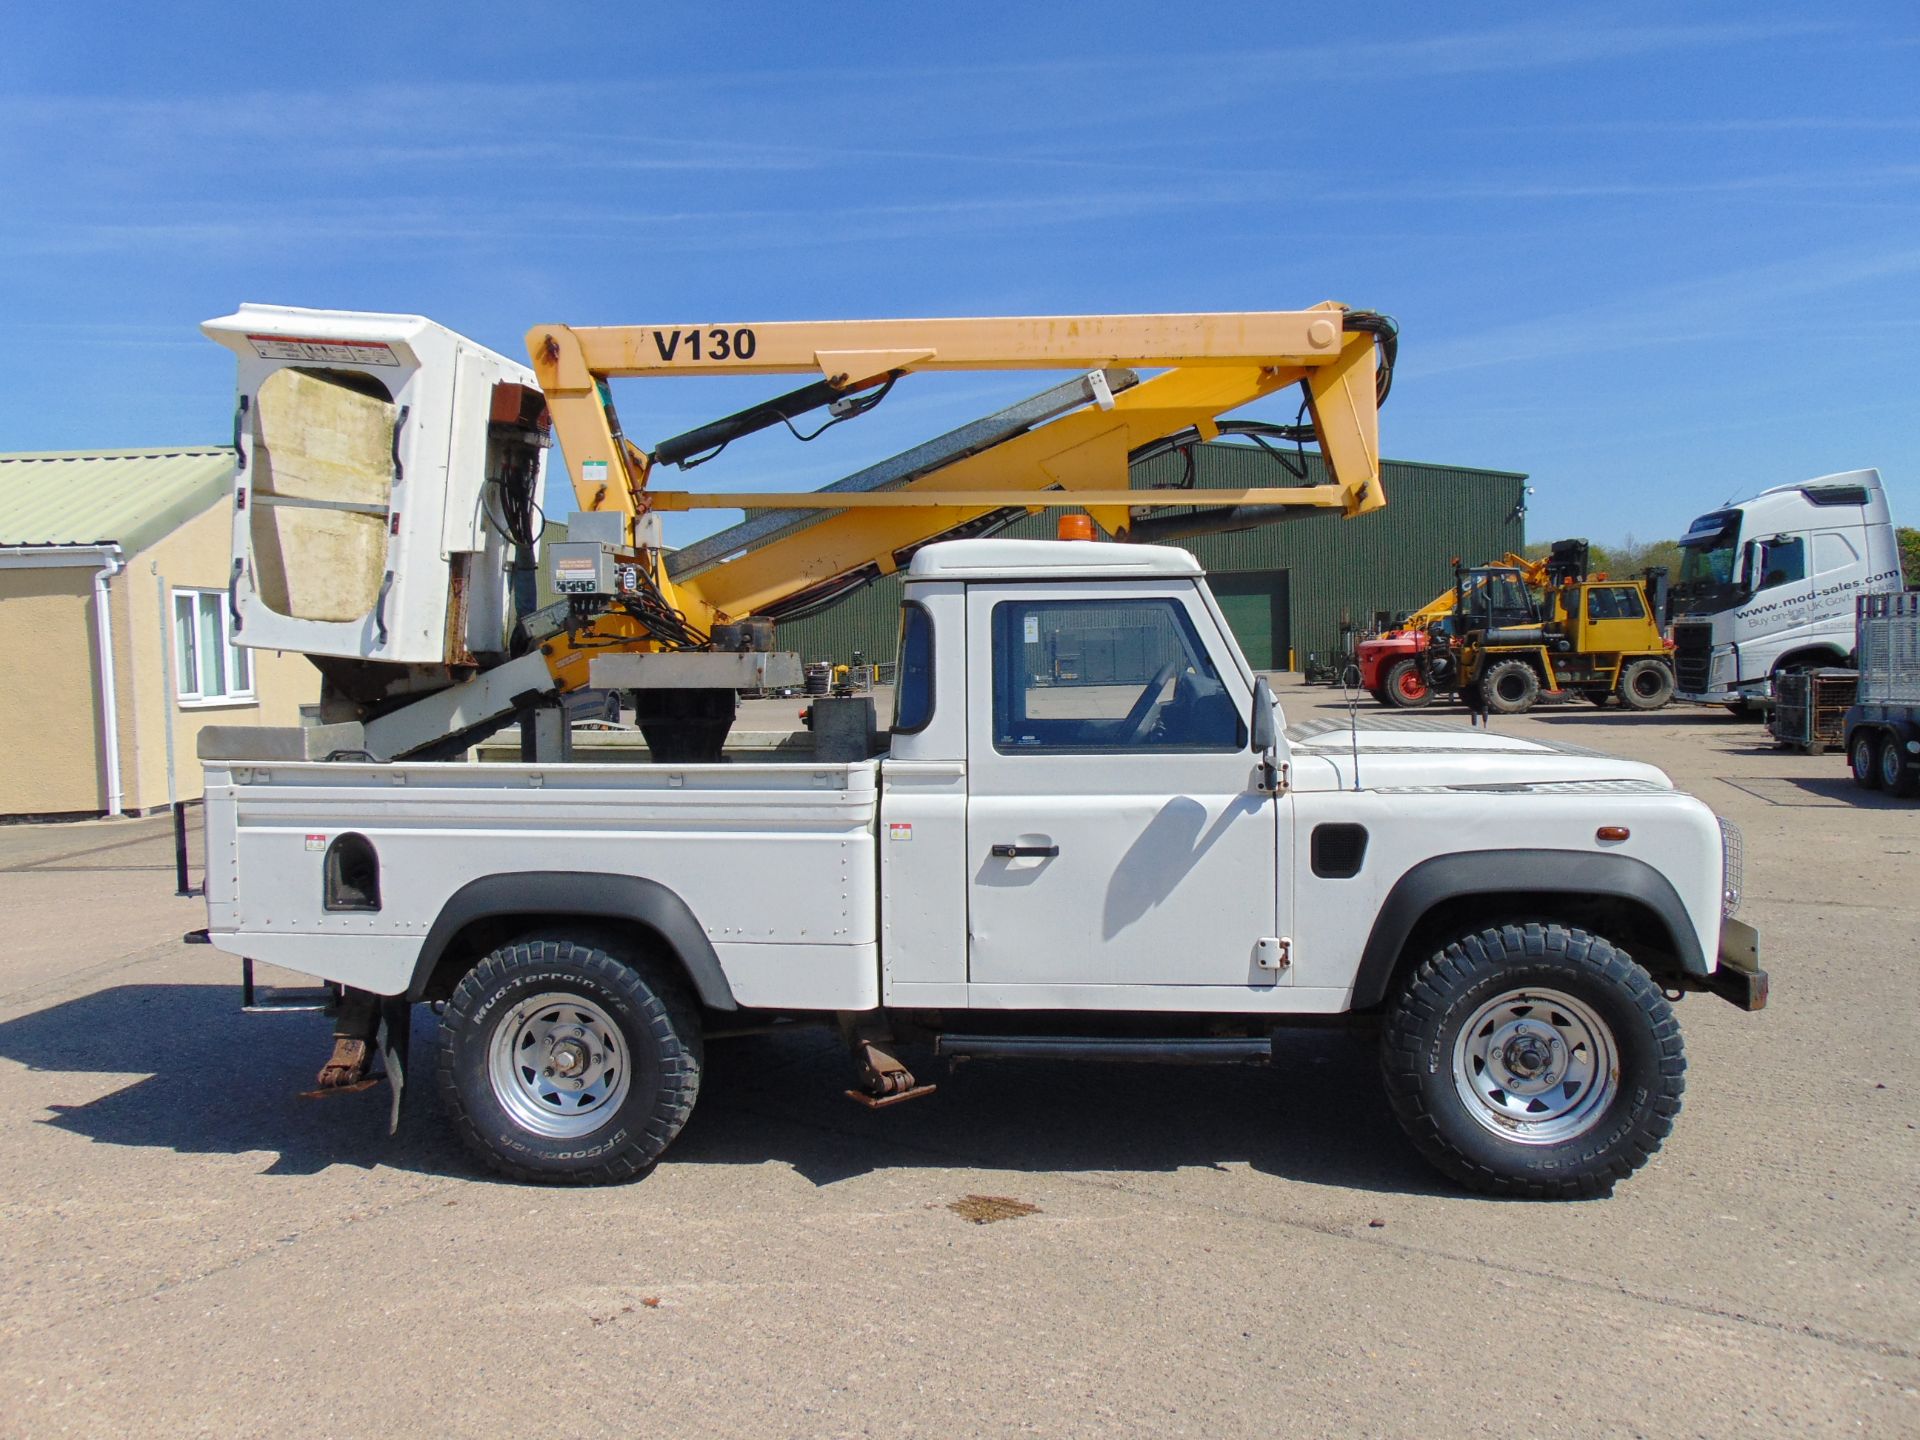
[241,957,340,1014]
[935,1035,1272,1065]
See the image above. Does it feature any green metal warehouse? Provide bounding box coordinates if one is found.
[765,442,1528,672]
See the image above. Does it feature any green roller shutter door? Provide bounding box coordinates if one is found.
[1209,570,1290,671]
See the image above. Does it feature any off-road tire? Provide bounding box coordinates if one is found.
[1481,658,1541,715]
[436,935,703,1185]
[1382,658,1432,709]
[1381,923,1685,1199]
[1618,658,1675,711]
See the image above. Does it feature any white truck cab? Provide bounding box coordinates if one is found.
[1672,468,1901,706]
[201,538,1765,1199]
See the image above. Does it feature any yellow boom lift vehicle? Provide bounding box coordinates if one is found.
[1358,542,1674,713]
[1438,541,1676,714]
[203,302,1398,763]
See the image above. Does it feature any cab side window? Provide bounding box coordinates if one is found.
[1586,586,1645,621]
[1756,537,1806,591]
[991,598,1245,753]
[892,602,935,733]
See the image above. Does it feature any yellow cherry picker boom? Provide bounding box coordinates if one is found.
[200,301,1397,764]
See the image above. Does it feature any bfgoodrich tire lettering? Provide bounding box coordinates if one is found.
[435,936,702,1184]
[1380,923,1685,1199]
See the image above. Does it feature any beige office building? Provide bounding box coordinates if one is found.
[0,447,319,818]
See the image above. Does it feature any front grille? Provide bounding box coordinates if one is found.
[1719,817,1743,916]
[1673,620,1713,691]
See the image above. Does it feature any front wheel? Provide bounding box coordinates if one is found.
[1382,657,1432,709]
[1381,923,1685,1199]
[436,935,703,1184]
[1480,658,1541,715]
[1618,658,1675,711]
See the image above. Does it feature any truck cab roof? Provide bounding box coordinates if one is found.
[1752,467,1883,505]
[906,537,1203,581]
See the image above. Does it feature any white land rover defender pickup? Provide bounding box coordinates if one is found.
[200,539,1764,1199]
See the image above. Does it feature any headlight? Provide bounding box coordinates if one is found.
[1718,817,1743,916]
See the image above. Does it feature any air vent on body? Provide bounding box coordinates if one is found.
[1310,823,1369,879]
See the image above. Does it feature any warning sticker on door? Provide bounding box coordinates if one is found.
[888,823,912,842]
[304,834,327,851]
[1023,615,1039,644]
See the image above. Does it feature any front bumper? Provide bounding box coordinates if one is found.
[1706,917,1767,1010]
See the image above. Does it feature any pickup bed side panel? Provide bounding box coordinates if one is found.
[206,759,880,1010]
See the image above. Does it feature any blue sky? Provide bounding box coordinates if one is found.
[2,3,1916,549]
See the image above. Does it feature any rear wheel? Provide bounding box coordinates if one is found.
[1481,658,1541,715]
[436,934,703,1184]
[1381,923,1685,1199]
[1851,730,1882,790]
[1383,658,1432,709]
[1618,658,1676,711]
[1881,732,1919,798]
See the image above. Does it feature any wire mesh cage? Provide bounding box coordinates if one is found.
[1768,669,1858,753]
[1857,592,1920,705]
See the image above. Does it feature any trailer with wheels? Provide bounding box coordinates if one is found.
[1844,592,1920,798]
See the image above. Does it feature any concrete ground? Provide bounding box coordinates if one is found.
[0,677,1914,1438]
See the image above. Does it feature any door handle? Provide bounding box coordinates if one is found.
[991,843,1059,859]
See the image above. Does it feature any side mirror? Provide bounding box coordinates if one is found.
[1251,676,1277,753]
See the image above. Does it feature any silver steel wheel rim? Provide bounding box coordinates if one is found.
[487,991,631,1139]
[1452,987,1618,1145]
[1881,741,1901,788]
[1854,737,1875,780]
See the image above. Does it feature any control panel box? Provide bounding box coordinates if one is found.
[549,540,622,597]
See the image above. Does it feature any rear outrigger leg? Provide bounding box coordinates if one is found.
[308,988,383,1095]
[840,1017,937,1109]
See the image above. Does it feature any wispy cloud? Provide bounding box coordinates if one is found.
[1408,243,1920,379]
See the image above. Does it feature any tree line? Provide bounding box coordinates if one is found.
[1530,529,1917,587]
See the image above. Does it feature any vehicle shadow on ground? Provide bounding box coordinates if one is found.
[1514,707,1753,730]
[0,983,474,1179]
[674,1027,1458,1199]
[0,985,1457,1198]
[1720,774,1907,808]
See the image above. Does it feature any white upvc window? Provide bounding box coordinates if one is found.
[173,588,254,706]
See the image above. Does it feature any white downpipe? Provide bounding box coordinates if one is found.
[92,552,127,817]
[0,544,128,818]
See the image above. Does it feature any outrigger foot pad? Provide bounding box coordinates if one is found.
[303,1037,380,1097]
[846,1035,937,1108]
